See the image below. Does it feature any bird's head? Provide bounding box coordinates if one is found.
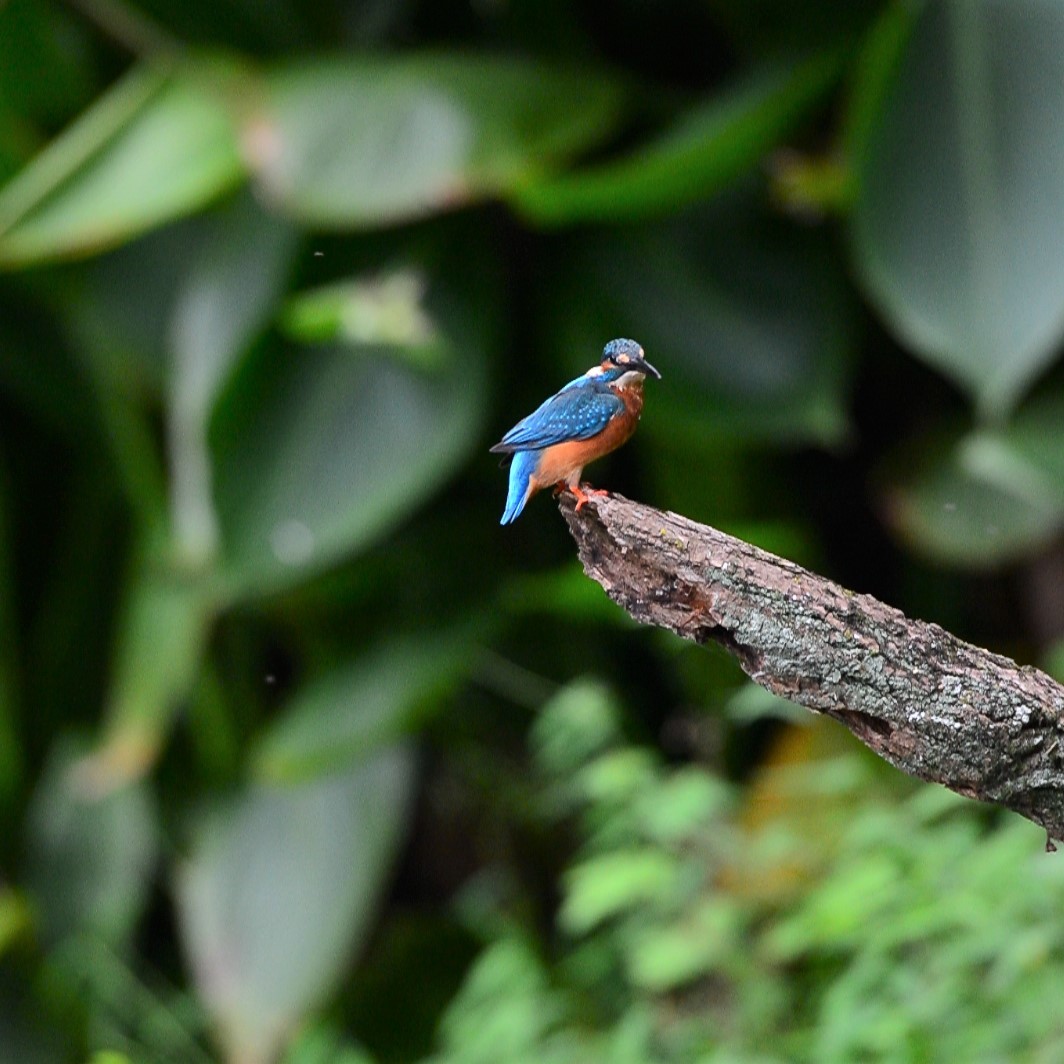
[601,338,661,380]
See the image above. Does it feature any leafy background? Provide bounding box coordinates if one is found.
[2,0,1064,1061]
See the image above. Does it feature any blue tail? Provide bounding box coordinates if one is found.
[500,450,541,524]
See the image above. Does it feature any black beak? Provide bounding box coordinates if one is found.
[635,354,661,379]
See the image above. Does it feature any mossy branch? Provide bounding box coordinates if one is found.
[560,492,1064,843]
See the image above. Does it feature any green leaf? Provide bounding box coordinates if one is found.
[513,50,843,225]
[211,296,488,597]
[281,1026,376,1064]
[635,768,731,844]
[841,0,920,166]
[881,394,1064,568]
[0,979,67,1064]
[553,192,854,446]
[560,849,681,934]
[530,680,623,779]
[724,681,810,724]
[61,196,297,566]
[1045,640,1064,685]
[501,563,643,626]
[169,194,297,421]
[26,739,157,947]
[0,61,245,266]
[0,887,31,958]
[83,564,216,789]
[625,900,740,990]
[253,635,469,783]
[280,270,441,363]
[249,56,621,226]
[167,194,298,568]
[0,0,97,129]
[434,938,565,1060]
[851,0,1064,416]
[176,746,416,1064]
[0,456,20,807]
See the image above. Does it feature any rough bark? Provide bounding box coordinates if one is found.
[559,492,1064,842]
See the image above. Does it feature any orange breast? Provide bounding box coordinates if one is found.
[530,383,645,490]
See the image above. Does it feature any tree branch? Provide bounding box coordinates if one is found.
[559,492,1064,842]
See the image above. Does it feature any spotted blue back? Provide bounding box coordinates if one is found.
[491,379,623,453]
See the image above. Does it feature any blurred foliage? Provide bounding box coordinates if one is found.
[1,0,1063,1061]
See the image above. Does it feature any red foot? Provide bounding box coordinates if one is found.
[571,483,609,511]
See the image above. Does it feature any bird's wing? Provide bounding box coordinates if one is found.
[490,380,624,453]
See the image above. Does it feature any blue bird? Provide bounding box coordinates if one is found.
[490,338,660,524]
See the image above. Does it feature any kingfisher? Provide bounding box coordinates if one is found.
[491,338,660,524]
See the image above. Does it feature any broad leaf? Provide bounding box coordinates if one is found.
[176,746,416,1064]
[551,192,853,447]
[0,62,245,266]
[0,0,96,129]
[851,0,1064,416]
[0,457,19,807]
[881,392,1064,568]
[248,56,621,225]
[169,194,297,419]
[84,564,216,789]
[63,197,297,568]
[211,265,490,596]
[0,977,66,1064]
[26,739,157,947]
[253,635,469,783]
[513,51,842,225]
[167,195,297,567]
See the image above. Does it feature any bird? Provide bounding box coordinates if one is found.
[490,338,660,524]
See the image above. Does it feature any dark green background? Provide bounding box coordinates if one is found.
[2,0,1064,1061]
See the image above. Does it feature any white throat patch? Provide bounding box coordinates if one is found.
[613,370,646,389]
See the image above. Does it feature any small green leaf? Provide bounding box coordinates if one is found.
[724,681,810,724]
[434,938,564,1059]
[530,680,623,778]
[253,635,469,783]
[635,768,730,844]
[176,746,416,1064]
[249,56,621,226]
[280,270,441,361]
[26,739,157,947]
[851,0,1064,416]
[0,61,245,266]
[513,50,843,225]
[625,900,740,990]
[561,849,681,934]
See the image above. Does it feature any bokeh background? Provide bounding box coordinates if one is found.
[3,0,1064,1061]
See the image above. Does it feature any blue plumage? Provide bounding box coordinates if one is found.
[491,338,659,524]
[500,449,542,524]
[492,379,624,453]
